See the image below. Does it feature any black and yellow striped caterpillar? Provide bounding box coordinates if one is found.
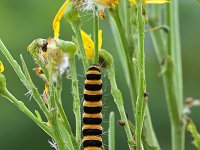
[82,65,103,150]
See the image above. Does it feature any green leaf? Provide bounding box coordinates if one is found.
[187,120,200,149]
[35,110,43,122]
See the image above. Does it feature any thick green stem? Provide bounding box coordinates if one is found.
[166,3,185,149]
[109,8,137,111]
[3,89,53,138]
[163,56,184,150]
[124,0,135,54]
[107,65,134,150]
[69,56,81,146]
[169,0,183,115]
[93,9,99,64]
[108,112,115,150]
[135,2,147,150]
[71,23,88,72]
[149,3,185,150]
[109,7,159,149]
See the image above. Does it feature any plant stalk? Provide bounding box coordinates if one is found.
[93,9,99,64]
[135,1,147,150]
[166,2,185,149]
[0,40,50,120]
[71,23,89,72]
[69,56,81,146]
[3,89,53,138]
[108,112,115,150]
[107,64,134,150]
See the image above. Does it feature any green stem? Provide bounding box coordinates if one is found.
[109,8,137,111]
[20,55,51,120]
[166,3,185,150]
[108,112,115,150]
[143,107,161,149]
[71,23,89,72]
[51,107,67,150]
[163,56,184,150]
[27,39,49,80]
[148,23,165,63]
[0,40,29,89]
[93,9,99,64]
[54,92,78,150]
[69,56,81,146]
[124,0,135,54]
[48,58,67,150]
[3,89,53,138]
[107,65,134,150]
[135,2,147,150]
[34,53,49,80]
[109,7,159,149]
[169,0,183,116]
[149,4,185,150]
[0,41,50,120]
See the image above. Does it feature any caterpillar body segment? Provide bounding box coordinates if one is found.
[82,65,103,150]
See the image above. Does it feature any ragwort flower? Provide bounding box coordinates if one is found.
[130,0,169,5]
[53,0,70,39]
[82,0,119,19]
[81,30,102,60]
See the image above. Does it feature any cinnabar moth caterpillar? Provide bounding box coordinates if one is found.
[82,65,103,150]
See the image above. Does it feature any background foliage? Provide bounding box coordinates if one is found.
[0,0,200,149]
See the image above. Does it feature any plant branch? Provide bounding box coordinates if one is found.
[107,63,134,150]
[2,89,53,138]
[69,55,81,146]
[135,1,147,149]
[108,112,115,150]
[93,9,99,64]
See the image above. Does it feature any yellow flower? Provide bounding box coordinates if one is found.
[45,82,49,95]
[81,30,103,60]
[130,0,169,5]
[93,0,119,8]
[0,61,4,73]
[53,0,70,38]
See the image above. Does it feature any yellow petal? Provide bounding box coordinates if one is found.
[130,0,169,5]
[93,0,119,8]
[53,0,70,38]
[146,0,169,4]
[81,30,94,60]
[0,61,4,73]
[130,0,136,5]
[98,30,103,50]
[45,82,49,95]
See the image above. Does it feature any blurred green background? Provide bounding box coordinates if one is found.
[0,0,200,149]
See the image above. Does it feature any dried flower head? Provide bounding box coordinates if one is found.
[46,38,70,81]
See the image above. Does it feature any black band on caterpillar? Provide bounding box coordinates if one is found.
[82,65,103,150]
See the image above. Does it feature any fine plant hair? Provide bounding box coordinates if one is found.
[0,0,200,150]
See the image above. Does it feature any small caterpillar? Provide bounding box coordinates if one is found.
[82,65,103,150]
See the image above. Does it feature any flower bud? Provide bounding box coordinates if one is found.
[99,49,113,68]
[0,73,7,96]
[0,61,4,73]
[57,39,78,56]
